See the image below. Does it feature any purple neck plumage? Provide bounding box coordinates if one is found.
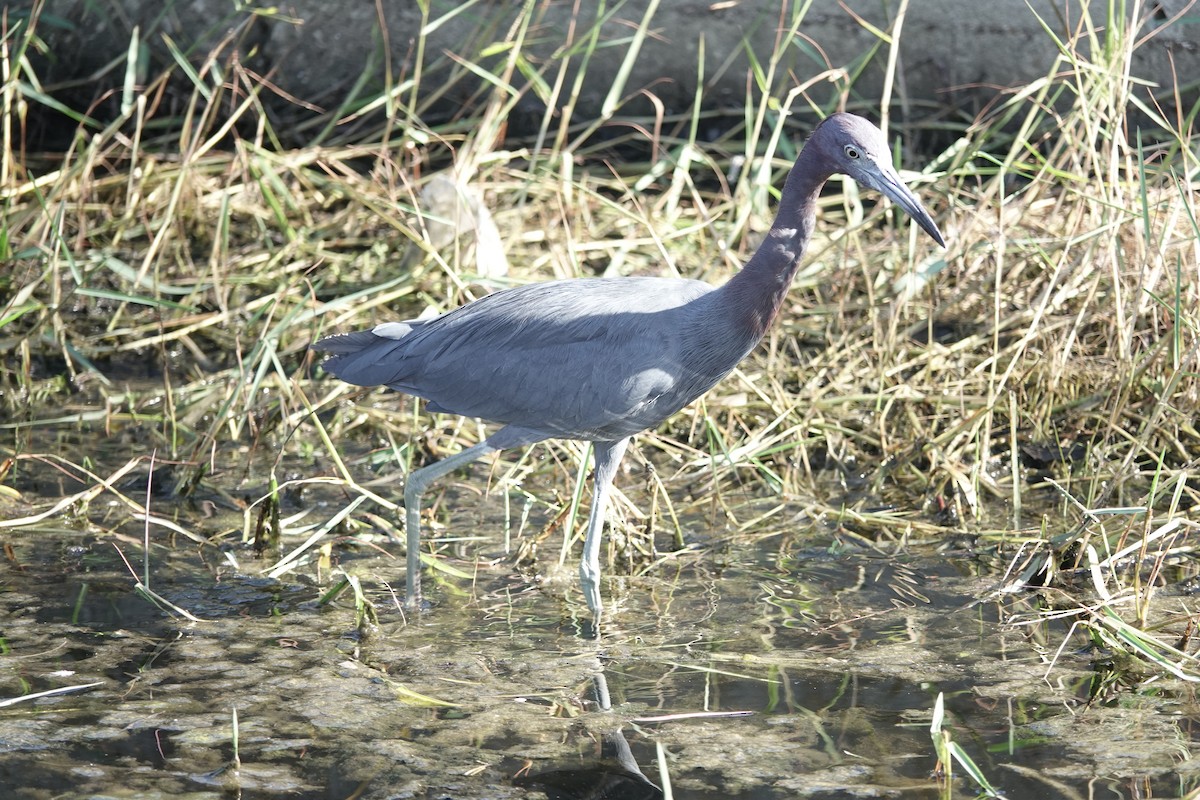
[720,140,834,341]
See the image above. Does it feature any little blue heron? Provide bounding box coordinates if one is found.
[314,112,945,621]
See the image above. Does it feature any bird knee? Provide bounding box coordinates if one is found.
[404,475,426,508]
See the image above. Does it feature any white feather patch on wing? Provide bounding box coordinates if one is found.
[372,321,416,340]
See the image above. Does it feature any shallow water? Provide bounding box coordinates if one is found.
[1,471,1197,800]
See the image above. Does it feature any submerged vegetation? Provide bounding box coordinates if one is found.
[0,0,1198,793]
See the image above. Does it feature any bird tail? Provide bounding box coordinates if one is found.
[310,329,384,355]
[311,321,426,386]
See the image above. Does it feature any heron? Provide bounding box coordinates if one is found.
[313,112,945,623]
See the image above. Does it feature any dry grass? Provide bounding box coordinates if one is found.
[1,0,1198,682]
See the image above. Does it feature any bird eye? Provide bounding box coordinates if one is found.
[844,145,860,159]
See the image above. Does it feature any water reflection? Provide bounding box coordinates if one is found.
[0,520,1194,799]
[514,673,662,800]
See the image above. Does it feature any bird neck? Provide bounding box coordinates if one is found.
[721,149,830,341]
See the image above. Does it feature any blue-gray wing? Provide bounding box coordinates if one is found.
[313,277,735,441]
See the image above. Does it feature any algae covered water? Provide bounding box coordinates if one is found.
[0,461,1193,798]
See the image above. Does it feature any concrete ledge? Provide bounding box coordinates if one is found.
[36,0,1200,138]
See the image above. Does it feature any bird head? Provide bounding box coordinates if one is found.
[812,113,945,247]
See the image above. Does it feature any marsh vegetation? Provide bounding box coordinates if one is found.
[1,1,1198,797]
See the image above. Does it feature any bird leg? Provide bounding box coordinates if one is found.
[579,438,631,623]
[403,440,498,608]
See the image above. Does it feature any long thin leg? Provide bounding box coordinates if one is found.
[579,437,631,622]
[403,440,498,608]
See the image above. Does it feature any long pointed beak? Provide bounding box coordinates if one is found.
[872,168,945,247]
